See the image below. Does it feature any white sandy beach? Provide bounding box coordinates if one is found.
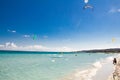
[93,55,120,80]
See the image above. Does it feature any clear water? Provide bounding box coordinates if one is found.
[0,51,115,80]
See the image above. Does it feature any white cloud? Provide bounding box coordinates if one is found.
[0,45,4,48]
[23,35,30,38]
[0,42,74,52]
[0,42,17,50]
[8,29,16,33]
[5,42,11,47]
[5,42,17,48]
[54,47,74,52]
[11,42,17,48]
[0,42,49,51]
[109,8,120,13]
[23,45,49,51]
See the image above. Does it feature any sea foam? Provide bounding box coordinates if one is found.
[61,56,115,80]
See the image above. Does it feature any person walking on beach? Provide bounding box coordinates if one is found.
[112,58,120,80]
[113,58,117,65]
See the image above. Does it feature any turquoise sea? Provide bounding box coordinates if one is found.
[0,51,117,80]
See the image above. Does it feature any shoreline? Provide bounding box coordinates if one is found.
[60,55,116,80]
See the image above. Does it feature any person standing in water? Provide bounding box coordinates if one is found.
[113,58,117,65]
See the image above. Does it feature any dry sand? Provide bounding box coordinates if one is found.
[108,58,120,80]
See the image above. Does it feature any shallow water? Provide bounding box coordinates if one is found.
[0,51,115,80]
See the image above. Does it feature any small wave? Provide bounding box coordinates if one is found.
[92,61,102,68]
[61,56,115,80]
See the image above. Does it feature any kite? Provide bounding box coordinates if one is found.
[83,4,94,11]
[112,38,116,43]
[33,35,37,40]
[83,0,94,11]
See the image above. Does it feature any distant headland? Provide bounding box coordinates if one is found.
[76,48,120,53]
[0,48,120,53]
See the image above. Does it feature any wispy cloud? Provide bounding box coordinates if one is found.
[23,35,31,38]
[0,42,74,52]
[8,29,16,33]
[54,47,74,52]
[109,8,120,13]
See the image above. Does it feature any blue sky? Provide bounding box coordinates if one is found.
[0,0,120,51]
